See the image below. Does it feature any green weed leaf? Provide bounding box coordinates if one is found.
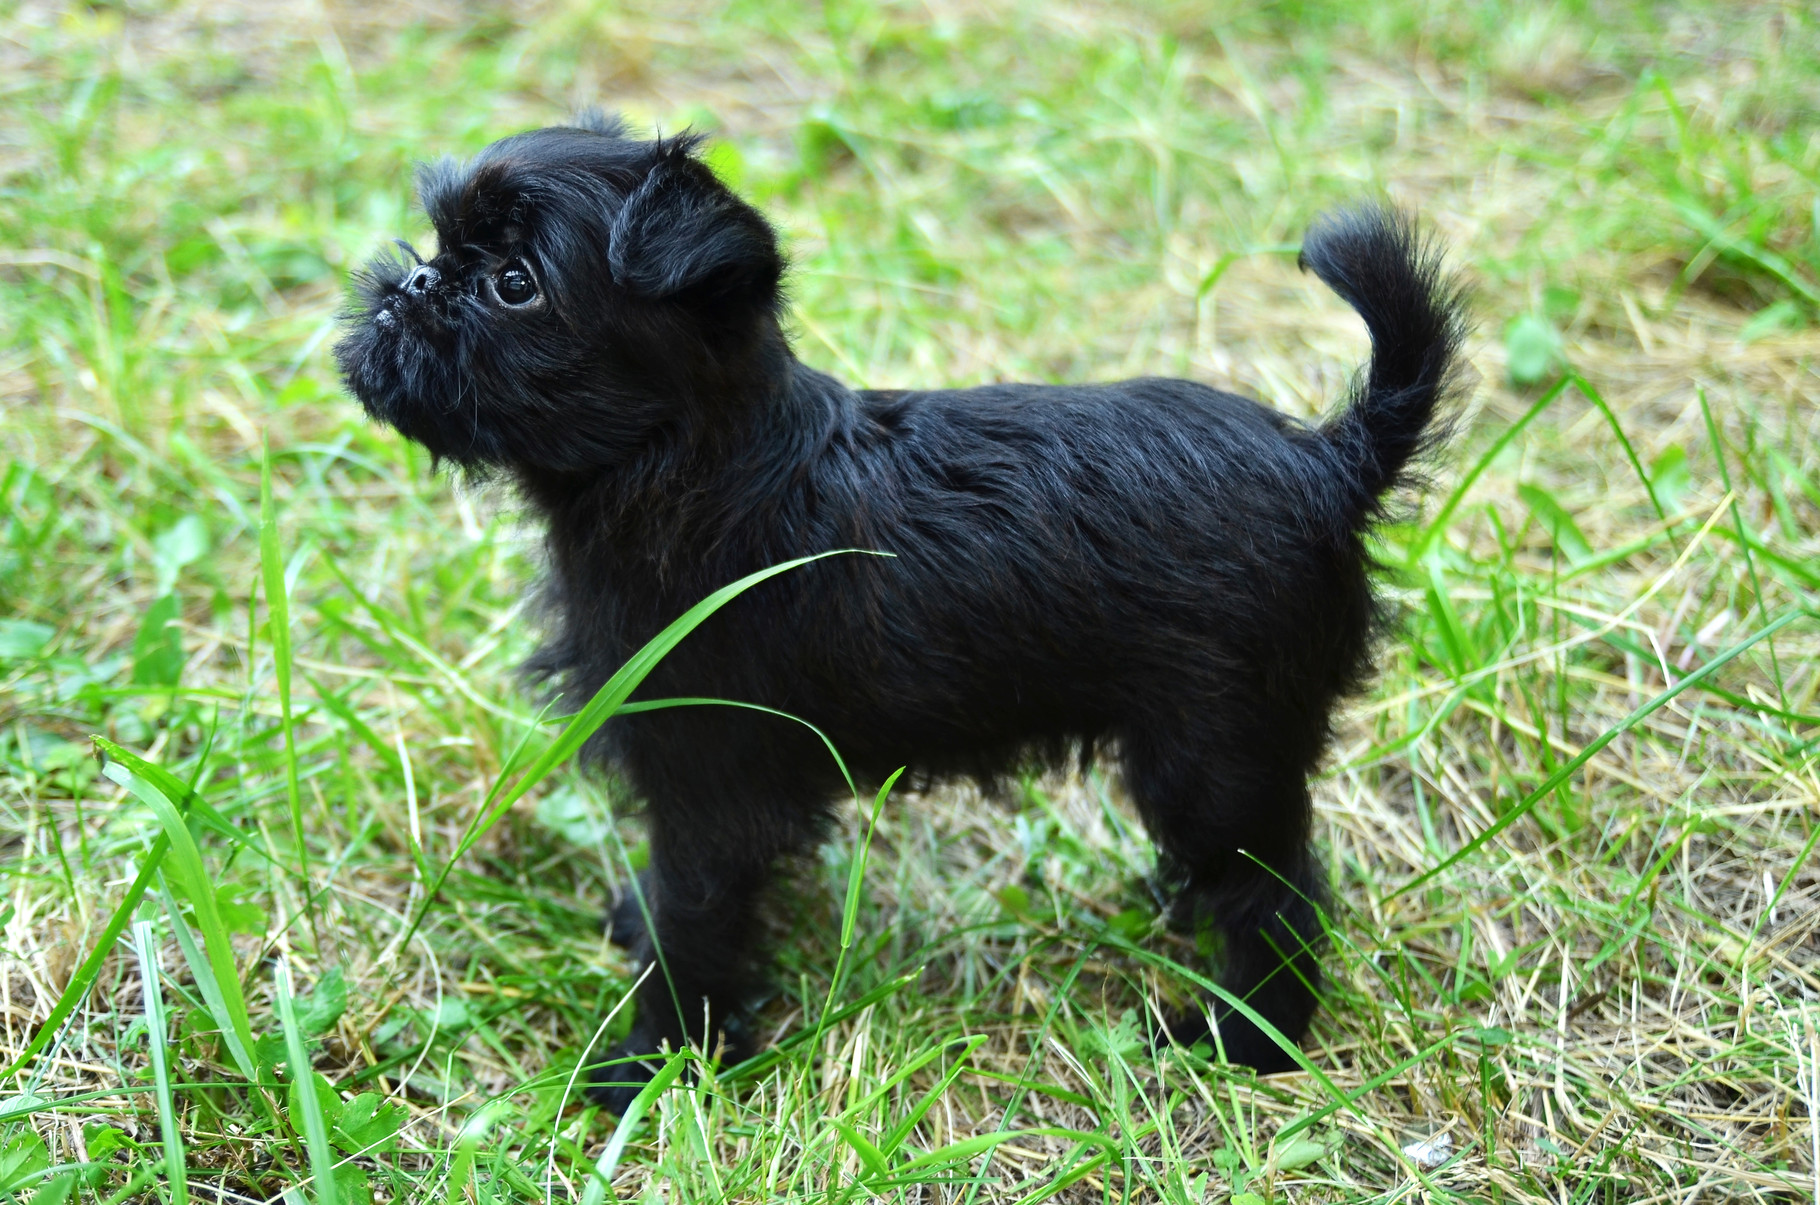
[299,968,348,1036]
[151,515,208,594]
[0,1131,49,1195]
[83,1125,130,1160]
[334,1165,374,1205]
[1085,1009,1145,1060]
[0,619,53,659]
[1274,1135,1329,1170]
[254,1033,287,1076]
[331,1091,404,1155]
[29,1171,76,1205]
[1504,313,1563,386]
[1108,908,1150,938]
[131,593,183,686]
[287,1071,342,1145]
[431,997,471,1030]
[168,881,267,937]
[1650,445,1691,512]
[213,884,268,937]
[535,786,609,846]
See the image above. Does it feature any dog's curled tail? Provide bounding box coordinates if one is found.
[1301,204,1468,518]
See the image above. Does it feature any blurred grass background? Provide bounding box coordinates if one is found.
[1,0,1818,1201]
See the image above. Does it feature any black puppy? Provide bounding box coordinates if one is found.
[336,114,1466,1113]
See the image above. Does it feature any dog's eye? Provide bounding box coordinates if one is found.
[495,262,538,306]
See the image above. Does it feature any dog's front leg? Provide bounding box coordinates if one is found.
[586,814,782,1114]
[604,869,653,948]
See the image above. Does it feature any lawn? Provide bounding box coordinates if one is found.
[2,0,1818,1201]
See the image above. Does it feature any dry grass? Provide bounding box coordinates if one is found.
[1,0,1817,1201]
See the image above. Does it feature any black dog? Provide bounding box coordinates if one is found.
[335,114,1466,1113]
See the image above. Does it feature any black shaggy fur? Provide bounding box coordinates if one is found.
[334,114,1468,1114]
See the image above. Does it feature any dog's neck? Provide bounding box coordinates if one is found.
[512,318,861,561]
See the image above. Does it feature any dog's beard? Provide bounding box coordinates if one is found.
[335,248,525,468]
[336,256,680,475]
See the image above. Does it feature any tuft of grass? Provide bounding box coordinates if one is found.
[2,0,1817,1201]
[129,920,186,1205]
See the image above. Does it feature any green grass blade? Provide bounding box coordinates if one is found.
[98,745,259,1079]
[918,1131,1105,1177]
[841,771,899,953]
[1007,1150,1113,1205]
[1407,376,1571,564]
[722,969,921,1082]
[614,697,857,796]
[877,1034,990,1156]
[274,960,340,1205]
[835,1033,982,1131]
[441,1101,508,1205]
[497,551,881,815]
[1698,385,1789,714]
[1399,607,1808,893]
[1674,197,1820,308]
[404,550,879,942]
[829,1117,891,1179]
[958,944,1101,1205]
[261,441,312,937]
[0,831,169,1078]
[154,876,259,1083]
[305,674,404,774]
[580,1050,689,1205]
[805,766,901,1104]
[131,921,189,1205]
[1569,371,1667,520]
[1099,928,1451,1186]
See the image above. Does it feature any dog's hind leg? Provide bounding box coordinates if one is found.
[1120,723,1329,1072]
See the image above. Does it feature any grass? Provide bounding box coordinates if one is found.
[2,0,1818,1200]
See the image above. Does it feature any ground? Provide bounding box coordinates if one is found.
[1,0,1818,1201]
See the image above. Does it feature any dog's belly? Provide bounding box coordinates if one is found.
[609,546,1359,808]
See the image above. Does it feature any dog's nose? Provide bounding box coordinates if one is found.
[403,265,441,294]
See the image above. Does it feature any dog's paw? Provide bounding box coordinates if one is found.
[604,880,650,949]
[1162,1007,1304,1074]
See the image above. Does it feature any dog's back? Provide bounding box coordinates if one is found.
[691,206,1468,776]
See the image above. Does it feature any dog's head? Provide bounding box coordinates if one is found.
[334,114,785,472]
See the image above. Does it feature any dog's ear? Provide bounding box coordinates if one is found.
[608,144,781,309]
